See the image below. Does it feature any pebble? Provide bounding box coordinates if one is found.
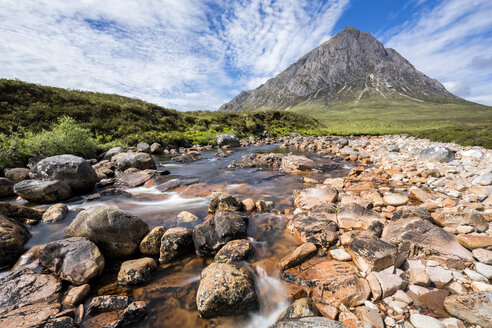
[329,248,352,261]
[410,313,445,328]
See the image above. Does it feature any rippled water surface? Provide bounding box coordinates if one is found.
[8,144,355,327]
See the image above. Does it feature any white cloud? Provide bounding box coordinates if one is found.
[0,0,349,110]
[383,0,492,105]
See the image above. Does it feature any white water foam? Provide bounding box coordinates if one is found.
[243,266,290,328]
[125,192,209,211]
[127,186,164,195]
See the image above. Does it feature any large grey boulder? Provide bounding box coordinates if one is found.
[418,145,455,163]
[14,179,72,203]
[114,152,156,171]
[39,237,105,285]
[215,134,240,147]
[30,154,98,193]
[0,177,15,198]
[103,146,125,160]
[65,205,149,258]
[0,215,31,267]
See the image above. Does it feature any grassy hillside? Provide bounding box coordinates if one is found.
[289,98,492,148]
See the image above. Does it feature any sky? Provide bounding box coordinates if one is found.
[0,0,491,110]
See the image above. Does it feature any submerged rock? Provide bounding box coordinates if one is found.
[39,237,105,285]
[193,210,248,257]
[65,205,149,258]
[87,295,131,315]
[196,262,259,318]
[30,154,98,193]
[0,215,31,267]
[14,179,72,203]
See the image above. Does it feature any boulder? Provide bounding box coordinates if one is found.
[159,227,194,263]
[118,257,157,285]
[63,284,91,307]
[103,146,125,160]
[381,218,474,267]
[280,155,317,173]
[150,143,164,154]
[286,211,338,247]
[65,205,149,258]
[14,179,72,203]
[136,142,150,153]
[279,243,317,270]
[269,317,346,328]
[42,203,69,223]
[214,239,253,263]
[293,186,338,210]
[347,236,398,273]
[4,167,31,182]
[337,203,385,230]
[139,226,165,256]
[115,169,157,188]
[30,154,98,193]
[444,292,492,328]
[0,215,31,267]
[208,192,243,212]
[0,269,62,308]
[114,152,156,171]
[193,210,248,257]
[0,202,44,224]
[418,145,455,163]
[87,295,130,315]
[39,237,105,285]
[176,211,198,223]
[106,301,148,328]
[0,302,61,328]
[216,134,240,147]
[196,262,259,318]
[0,177,15,198]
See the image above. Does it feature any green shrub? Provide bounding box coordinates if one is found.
[24,116,99,158]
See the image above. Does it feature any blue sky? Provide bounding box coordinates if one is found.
[1,0,491,110]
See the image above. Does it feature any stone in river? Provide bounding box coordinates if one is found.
[269,317,347,328]
[286,210,338,247]
[279,298,320,320]
[347,236,398,273]
[293,185,338,210]
[444,292,492,328]
[42,203,69,223]
[0,302,61,328]
[113,152,156,171]
[140,226,165,256]
[0,177,15,198]
[63,284,91,307]
[278,242,317,270]
[118,257,157,286]
[418,145,455,163]
[14,179,72,203]
[214,239,253,263]
[0,214,31,267]
[280,155,317,173]
[337,203,385,231]
[159,227,194,263]
[208,192,243,212]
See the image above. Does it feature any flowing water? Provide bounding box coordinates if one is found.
[5,144,355,327]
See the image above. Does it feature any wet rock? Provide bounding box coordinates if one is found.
[171,153,200,163]
[139,226,165,256]
[14,179,72,203]
[0,215,31,267]
[45,316,76,328]
[106,301,148,328]
[216,134,240,147]
[410,314,445,328]
[103,147,125,160]
[118,257,157,286]
[39,237,105,285]
[4,167,31,182]
[150,142,164,154]
[42,203,69,223]
[196,262,259,318]
[283,259,370,307]
[208,192,243,212]
[383,193,408,206]
[280,298,320,320]
[280,155,317,173]
[65,205,149,258]
[136,142,150,153]
[347,236,399,273]
[114,152,156,171]
[443,292,492,328]
[381,218,474,266]
[287,211,338,247]
[63,284,90,307]
[473,248,492,264]
[279,243,317,270]
[457,234,492,249]
[176,211,198,223]
[355,306,384,328]
[269,317,346,328]
[0,302,61,328]
[0,177,15,198]
[193,210,248,257]
[256,199,274,212]
[87,295,131,315]
[293,185,338,210]
[242,198,255,211]
[0,202,44,224]
[418,145,455,163]
[214,239,253,263]
[30,154,98,193]
[0,269,62,308]
[337,203,385,230]
[159,227,194,263]
[115,169,157,187]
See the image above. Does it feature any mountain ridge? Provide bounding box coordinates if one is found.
[219,26,471,112]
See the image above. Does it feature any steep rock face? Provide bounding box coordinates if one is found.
[220,27,460,112]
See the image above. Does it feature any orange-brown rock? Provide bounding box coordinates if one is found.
[278,242,317,270]
[458,234,492,249]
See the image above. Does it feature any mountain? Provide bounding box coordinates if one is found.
[219,27,473,112]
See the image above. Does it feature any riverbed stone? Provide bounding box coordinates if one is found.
[139,226,165,256]
[269,317,347,328]
[208,192,243,212]
[4,167,31,182]
[383,193,408,206]
[0,177,15,198]
[196,262,259,318]
[118,257,157,285]
[473,248,492,264]
[293,185,338,210]
[407,268,431,286]
[193,210,248,257]
[426,265,453,287]
[104,147,125,160]
[176,211,198,223]
[347,236,398,273]
[410,313,445,328]
[329,248,351,261]
[355,306,384,328]
[337,203,385,231]
[159,227,194,263]
[458,234,492,249]
[214,239,253,263]
[0,302,61,328]
[63,284,91,307]
[287,211,338,247]
[475,262,492,279]
[39,237,105,285]
[0,268,62,308]
[419,145,455,163]
[65,205,149,258]
[279,243,317,270]
[114,152,156,171]
[14,179,72,203]
[280,298,320,320]
[0,214,31,267]
[280,155,317,173]
[443,292,492,328]
[42,203,69,223]
[87,295,131,315]
[30,154,98,193]
[372,272,406,298]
